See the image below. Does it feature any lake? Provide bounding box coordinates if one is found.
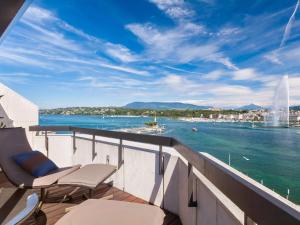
[40,114,300,204]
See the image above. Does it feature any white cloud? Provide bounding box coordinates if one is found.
[280,0,300,48]
[264,51,283,65]
[181,86,274,107]
[22,6,56,24]
[126,22,237,69]
[149,0,194,19]
[78,75,146,90]
[263,41,300,66]
[98,63,149,76]
[212,85,253,95]
[181,99,207,105]
[232,68,258,80]
[2,5,300,107]
[159,74,194,91]
[151,71,296,107]
[202,70,225,80]
[0,6,148,76]
[202,68,269,81]
[0,49,48,67]
[104,43,138,62]
[163,65,204,75]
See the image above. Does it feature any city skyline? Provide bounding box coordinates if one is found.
[0,0,300,108]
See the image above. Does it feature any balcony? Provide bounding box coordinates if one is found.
[0,1,299,225]
[10,125,296,225]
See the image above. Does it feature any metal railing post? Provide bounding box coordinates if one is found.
[118,139,124,169]
[92,134,97,160]
[72,131,76,154]
[45,131,49,157]
[188,162,197,207]
[159,145,164,175]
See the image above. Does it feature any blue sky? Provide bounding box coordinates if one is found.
[0,0,300,108]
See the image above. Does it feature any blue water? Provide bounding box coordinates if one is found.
[40,115,300,204]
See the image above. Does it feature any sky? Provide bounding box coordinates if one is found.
[0,0,300,108]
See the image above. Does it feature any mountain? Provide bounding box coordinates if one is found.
[123,102,210,110]
[236,104,264,111]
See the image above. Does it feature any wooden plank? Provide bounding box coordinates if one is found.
[0,173,180,225]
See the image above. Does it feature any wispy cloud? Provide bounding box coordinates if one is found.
[104,43,139,63]
[153,73,276,107]
[149,0,194,19]
[0,6,147,77]
[280,0,300,48]
[1,2,300,107]
[162,65,204,75]
[263,52,283,65]
[202,70,225,80]
[126,22,237,69]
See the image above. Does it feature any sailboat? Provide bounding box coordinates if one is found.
[144,112,158,127]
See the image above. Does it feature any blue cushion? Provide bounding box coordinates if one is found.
[12,151,58,177]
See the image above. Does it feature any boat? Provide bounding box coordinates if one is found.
[144,112,158,127]
[192,127,198,132]
[144,121,158,127]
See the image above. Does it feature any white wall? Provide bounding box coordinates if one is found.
[177,159,243,225]
[0,83,38,130]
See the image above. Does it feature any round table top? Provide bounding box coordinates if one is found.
[0,188,38,224]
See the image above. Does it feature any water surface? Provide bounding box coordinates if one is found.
[40,115,300,204]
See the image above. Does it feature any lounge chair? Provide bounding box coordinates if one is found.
[55,199,166,225]
[0,128,116,208]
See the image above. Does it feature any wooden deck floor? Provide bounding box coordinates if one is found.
[0,173,182,225]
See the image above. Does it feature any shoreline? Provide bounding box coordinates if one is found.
[177,117,263,123]
[40,114,262,122]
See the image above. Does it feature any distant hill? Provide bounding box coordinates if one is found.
[236,104,264,111]
[123,102,210,110]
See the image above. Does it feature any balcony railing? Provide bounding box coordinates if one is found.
[29,125,300,225]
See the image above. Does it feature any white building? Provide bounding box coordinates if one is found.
[0,82,38,131]
[290,115,300,123]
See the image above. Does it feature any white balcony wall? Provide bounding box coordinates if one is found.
[177,159,243,225]
[31,133,244,225]
[30,134,73,167]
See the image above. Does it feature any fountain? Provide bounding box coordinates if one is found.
[265,75,290,127]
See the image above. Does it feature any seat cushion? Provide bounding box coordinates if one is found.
[57,164,116,188]
[55,199,166,225]
[32,165,81,188]
[12,151,58,177]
